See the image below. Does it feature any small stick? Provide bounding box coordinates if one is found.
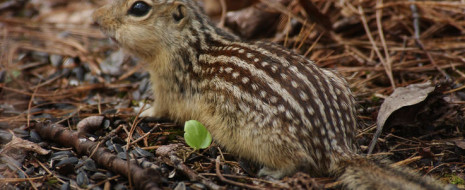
[215,156,263,190]
[218,0,227,28]
[27,80,41,128]
[392,156,422,166]
[34,122,162,190]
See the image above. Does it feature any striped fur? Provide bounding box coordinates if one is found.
[338,157,455,190]
[93,0,450,189]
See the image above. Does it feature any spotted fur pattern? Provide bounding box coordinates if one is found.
[93,1,450,189]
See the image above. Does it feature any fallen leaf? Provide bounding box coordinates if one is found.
[454,140,465,150]
[1,133,50,156]
[368,81,435,153]
[377,81,436,129]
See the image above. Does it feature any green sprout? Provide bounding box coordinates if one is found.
[183,120,212,150]
[448,174,465,185]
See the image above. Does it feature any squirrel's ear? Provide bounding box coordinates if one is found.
[171,3,187,23]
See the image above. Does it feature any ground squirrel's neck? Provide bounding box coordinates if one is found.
[172,9,241,61]
[161,7,242,93]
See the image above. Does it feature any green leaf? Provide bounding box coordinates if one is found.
[448,174,465,185]
[184,120,212,150]
[46,178,59,185]
[5,70,21,83]
[11,70,21,78]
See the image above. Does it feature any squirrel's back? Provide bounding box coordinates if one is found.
[93,0,453,189]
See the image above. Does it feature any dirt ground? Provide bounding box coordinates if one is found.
[1,0,464,189]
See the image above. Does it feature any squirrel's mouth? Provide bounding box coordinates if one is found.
[110,37,119,45]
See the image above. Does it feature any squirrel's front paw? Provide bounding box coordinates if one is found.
[138,105,169,119]
[140,106,156,117]
[258,167,287,179]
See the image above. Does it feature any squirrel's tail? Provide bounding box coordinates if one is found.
[337,157,457,190]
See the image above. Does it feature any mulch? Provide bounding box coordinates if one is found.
[0,0,464,189]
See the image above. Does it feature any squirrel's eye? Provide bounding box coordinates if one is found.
[128,1,151,17]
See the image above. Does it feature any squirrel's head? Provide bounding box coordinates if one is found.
[93,0,202,60]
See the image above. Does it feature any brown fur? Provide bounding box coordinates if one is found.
[93,1,453,189]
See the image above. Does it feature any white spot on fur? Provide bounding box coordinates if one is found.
[314,118,321,127]
[288,126,297,134]
[300,92,309,101]
[315,149,322,160]
[252,84,259,91]
[271,66,278,73]
[320,127,327,136]
[278,105,285,112]
[270,96,278,103]
[272,120,279,128]
[291,81,299,88]
[285,111,293,120]
[260,91,267,98]
[242,77,249,84]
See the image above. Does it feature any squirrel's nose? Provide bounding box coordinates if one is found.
[92,9,102,26]
[92,5,110,26]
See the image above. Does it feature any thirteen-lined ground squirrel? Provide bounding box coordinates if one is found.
[93,0,453,189]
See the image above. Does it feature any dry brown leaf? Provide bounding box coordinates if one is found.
[368,81,436,153]
[454,140,465,150]
[377,81,436,129]
[1,133,50,156]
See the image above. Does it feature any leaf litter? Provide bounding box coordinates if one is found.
[0,0,464,189]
